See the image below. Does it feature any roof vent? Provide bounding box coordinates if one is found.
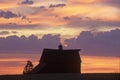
[58,44,63,50]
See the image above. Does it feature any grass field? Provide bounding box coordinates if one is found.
[0,73,119,80]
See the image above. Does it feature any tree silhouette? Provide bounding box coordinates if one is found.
[23,60,34,74]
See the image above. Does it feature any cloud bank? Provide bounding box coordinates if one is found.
[63,16,120,28]
[65,29,120,56]
[0,29,120,57]
[0,10,19,19]
[49,4,66,8]
[0,31,10,35]
[0,23,39,30]
[0,34,60,52]
[20,0,34,5]
[101,0,120,8]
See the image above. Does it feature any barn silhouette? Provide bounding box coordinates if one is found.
[28,44,81,73]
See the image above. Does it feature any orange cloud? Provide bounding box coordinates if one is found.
[53,3,119,21]
[0,0,120,39]
[67,0,97,5]
[0,1,19,9]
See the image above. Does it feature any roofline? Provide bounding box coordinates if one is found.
[43,48,81,51]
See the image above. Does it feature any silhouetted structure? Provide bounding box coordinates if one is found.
[27,45,81,74]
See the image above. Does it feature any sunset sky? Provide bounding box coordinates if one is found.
[0,0,120,75]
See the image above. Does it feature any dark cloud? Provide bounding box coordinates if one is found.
[0,10,19,19]
[70,0,120,8]
[0,29,119,57]
[63,16,70,20]
[21,15,31,23]
[65,29,120,57]
[0,10,29,22]
[63,16,120,29]
[102,0,120,8]
[0,34,60,52]
[21,15,27,20]
[0,23,39,30]
[20,0,34,5]
[49,4,66,8]
[0,31,10,35]
[12,31,18,34]
[40,6,46,9]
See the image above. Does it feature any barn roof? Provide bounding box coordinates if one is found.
[40,47,81,63]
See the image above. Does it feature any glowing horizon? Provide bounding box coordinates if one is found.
[0,53,119,75]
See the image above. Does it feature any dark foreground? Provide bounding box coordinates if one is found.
[0,73,119,80]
